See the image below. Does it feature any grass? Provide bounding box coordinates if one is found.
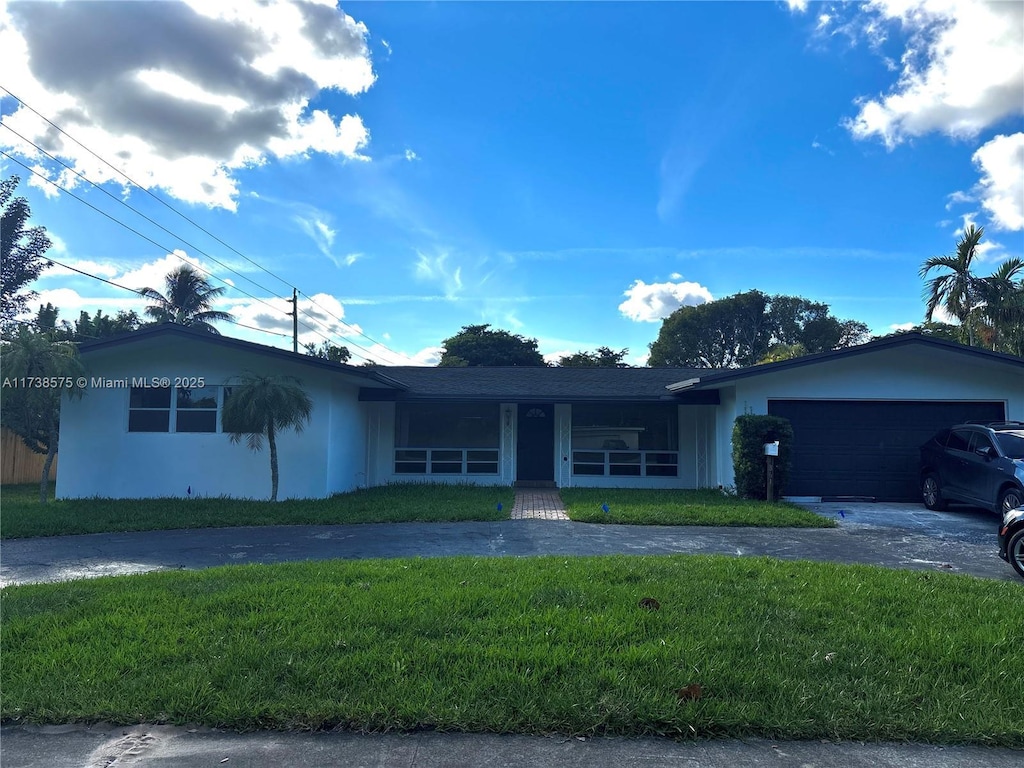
[2,555,1021,744]
[0,483,514,539]
[0,485,830,539]
[562,488,835,528]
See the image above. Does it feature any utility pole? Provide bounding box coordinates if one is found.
[291,288,298,353]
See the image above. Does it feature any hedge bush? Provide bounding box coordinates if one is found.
[732,414,794,500]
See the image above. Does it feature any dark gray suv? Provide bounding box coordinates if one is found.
[919,422,1024,515]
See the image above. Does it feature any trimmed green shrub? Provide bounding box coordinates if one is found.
[732,414,794,500]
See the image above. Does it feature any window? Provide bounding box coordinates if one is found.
[128,386,171,432]
[128,385,229,433]
[394,403,500,475]
[176,385,219,433]
[571,404,678,477]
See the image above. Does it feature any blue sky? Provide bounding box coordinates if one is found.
[1,0,1021,365]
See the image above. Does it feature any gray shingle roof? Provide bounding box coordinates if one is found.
[361,366,710,401]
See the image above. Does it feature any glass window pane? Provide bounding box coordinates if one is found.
[573,464,605,475]
[177,386,218,409]
[432,449,462,461]
[129,410,170,432]
[431,461,462,474]
[467,463,498,474]
[610,464,642,476]
[395,404,499,448]
[572,404,677,451]
[395,462,427,474]
[947,430,970,451]
[130,386,171,408]
[177,410,217,433]
[395,449,427,462]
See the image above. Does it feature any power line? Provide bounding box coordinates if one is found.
[42,255,293,340]
[1,86,410,364]
[1,121,289,303]
[0,85,293,292]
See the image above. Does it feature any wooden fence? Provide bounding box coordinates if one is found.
[1,428,58,485]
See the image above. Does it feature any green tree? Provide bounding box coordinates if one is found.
[556,346,630,367]
[649,290,870,368]
[975,258,1024,356]
[138,265,233,333]
[303,340,352,363]
[649,290,770,368]
[438,324,546,367]
[33,304,142,342]
[221,373,313,502]
[1,176,52,335]
[920,225,985,346]
[757,343,807,364]
[0,327,85,502]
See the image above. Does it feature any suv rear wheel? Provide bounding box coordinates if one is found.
[922,474,947,511]
[999,487,1024,516]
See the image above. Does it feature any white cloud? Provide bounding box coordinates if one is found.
[405,149,419,161]
[889,322,917,331]
[414,249,464,297]
[786,0,809,12]
[971,133,1024,231]
[618,279,713,323]
[0,0,376,210]
[844,0,1024,147]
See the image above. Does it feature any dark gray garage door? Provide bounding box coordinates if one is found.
[767,400,1006,501]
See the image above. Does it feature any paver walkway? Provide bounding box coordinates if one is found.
[510,488,570,520]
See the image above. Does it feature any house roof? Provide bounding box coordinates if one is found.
[667,332,1024,391]
[76,324,409,390]
[358,365,715,403]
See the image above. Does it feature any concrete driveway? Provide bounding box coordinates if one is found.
[1,500,1017,586]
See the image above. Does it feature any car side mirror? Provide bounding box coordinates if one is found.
[976,446,996,460]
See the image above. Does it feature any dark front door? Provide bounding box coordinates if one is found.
[517,404,555,482]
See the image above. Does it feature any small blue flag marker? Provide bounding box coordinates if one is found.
[601,503,610,514]
[187,485,192,497]
[839,509,846,519]
[497,501,503,512]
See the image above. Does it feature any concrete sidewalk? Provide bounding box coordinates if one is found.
[3,723,1021,768]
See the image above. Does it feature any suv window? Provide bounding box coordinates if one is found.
[995,432,1024,460]
[969,433,995,454]
[947,429,972,452]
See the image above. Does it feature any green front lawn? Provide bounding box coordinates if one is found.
[0,483,514,539]
[2,555,1020,744]
[562,488,835,528]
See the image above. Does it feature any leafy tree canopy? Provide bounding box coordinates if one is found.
[438,324,546,367]
[1,176,52,335]
[556,346,631,367]
[304,340,352,364]
[33,304,143,342]
[0,326,86,502]
[648,290,870,368]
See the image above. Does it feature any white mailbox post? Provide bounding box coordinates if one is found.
[764,441,780,501]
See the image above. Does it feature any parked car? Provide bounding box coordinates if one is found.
[998,505,1024,579]
[919,421,1024,515]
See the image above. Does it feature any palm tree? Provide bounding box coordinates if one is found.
[139,265,233,333]
[221,373,313,501]
[976,258,1024,356]
[920,225,987,346]
[0,327,85,502]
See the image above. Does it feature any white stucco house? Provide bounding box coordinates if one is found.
[56,325,1024,502]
